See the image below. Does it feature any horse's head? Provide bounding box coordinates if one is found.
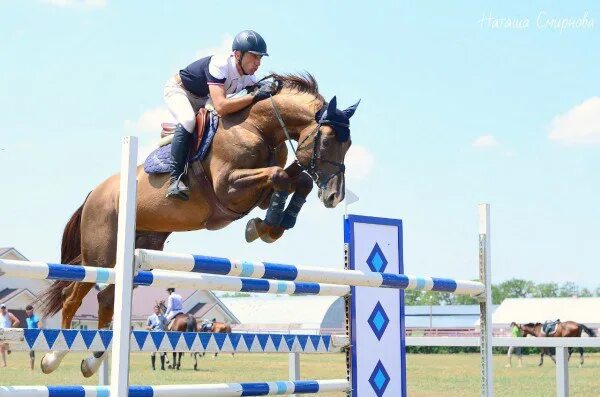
[297,96,359,208]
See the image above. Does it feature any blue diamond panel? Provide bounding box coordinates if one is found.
[366,243,388,272]
[369,360,391,397]
[367,301,390,341]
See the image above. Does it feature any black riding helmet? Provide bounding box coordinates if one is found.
[232,30,268,75]
[232,30,269,56]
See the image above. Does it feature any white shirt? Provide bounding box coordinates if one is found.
[165,293,183,320]
[0,312,13,328]
[208,53,257,96]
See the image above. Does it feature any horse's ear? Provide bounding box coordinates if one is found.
[327,96,337,115]
[343,99,361,119]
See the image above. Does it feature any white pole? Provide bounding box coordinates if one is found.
[555,347,569,397]
[109,136,138,397]
[289,352,301,397]
[478,204,493,397]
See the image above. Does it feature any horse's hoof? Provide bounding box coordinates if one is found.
[245,218,261,242]
[260,233,278,243]
[41,351,66,374]
[40,355,56,374]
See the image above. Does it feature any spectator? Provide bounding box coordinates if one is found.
[505,322,523,368]
[0,304,20,367]
[25,304,41,371]
[145,304,168,370]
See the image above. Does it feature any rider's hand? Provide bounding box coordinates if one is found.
[252,81,278,103]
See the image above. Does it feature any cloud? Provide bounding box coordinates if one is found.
[345,145,375,180]
[472,134,499,148]
[196,34,234,59]
[124,107,174,134]
[40,0,107,7]
[548,97,600,145]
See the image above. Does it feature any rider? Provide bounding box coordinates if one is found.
[164,288,184,325]
[164,30,275,201]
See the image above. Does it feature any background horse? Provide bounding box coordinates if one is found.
[197,320,233,360]
[37,73,358,377]
[519,321,596,367]
[157,301,197,370]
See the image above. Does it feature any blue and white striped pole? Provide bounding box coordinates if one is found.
[136,249,485,296]
[0,260,349,297]
[0,380,350,396]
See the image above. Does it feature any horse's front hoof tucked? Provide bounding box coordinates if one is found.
[245,218,261,242]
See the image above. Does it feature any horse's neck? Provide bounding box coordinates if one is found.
[245,93,317,146]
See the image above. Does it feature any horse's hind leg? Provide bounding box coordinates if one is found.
[41,282,95,374]
[579,347,584,367]
[81,284,114,377]
[80,231,171,377]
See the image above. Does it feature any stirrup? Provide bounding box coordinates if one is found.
[166,176,190,201]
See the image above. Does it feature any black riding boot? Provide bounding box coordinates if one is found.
[160,353,166,370]
[166,124,192,200]
[151,354,156,370]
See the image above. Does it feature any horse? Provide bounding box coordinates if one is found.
[519,321,597,367]
[196,320,233,361]
[37,73,358,377]
[156,300,197,370]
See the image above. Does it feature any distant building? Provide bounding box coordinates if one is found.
[221,295,344,334]
[0,247,61,328]
[74,286,239,330]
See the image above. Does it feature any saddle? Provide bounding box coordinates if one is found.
[159,108,211,155]
[143,109,219,175]
[543,319,560,336]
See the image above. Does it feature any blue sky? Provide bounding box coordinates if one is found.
[1,1,599,289]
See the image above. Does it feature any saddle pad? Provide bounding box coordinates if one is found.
[143,112,219,174]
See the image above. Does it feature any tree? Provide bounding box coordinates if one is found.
[579,288,593,297]
[493,279,535,303]
[532,282,559,298]
[558,282,579,297]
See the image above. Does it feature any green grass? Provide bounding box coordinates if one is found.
[1,351,599,396]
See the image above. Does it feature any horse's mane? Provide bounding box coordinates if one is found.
[523,322,541,327]
[261,72,325,103]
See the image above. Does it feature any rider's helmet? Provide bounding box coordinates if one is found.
[232,30,268,56]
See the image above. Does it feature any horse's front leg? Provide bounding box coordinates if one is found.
[539,350,544,366]
[229,165,311,243]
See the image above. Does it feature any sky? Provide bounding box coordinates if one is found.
[1,1,599,290]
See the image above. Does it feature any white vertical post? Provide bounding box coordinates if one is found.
[555,347,569,397]
[478,203,493,397]
[109,136,138,397]
[289,352,301,397]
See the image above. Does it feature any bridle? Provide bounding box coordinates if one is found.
[269,95,346,190]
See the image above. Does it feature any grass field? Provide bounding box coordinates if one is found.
[1,351,599,395]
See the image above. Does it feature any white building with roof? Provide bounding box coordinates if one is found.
[492,297,600,331]
[220,295,344,334]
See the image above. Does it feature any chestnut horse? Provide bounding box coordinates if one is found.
[37,73,358,377]
[519,321,596,367]
[155,300,197,371]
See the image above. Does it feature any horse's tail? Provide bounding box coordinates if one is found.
[186,315,197,332]
[581,324,596,337]
[38,194,89,318]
